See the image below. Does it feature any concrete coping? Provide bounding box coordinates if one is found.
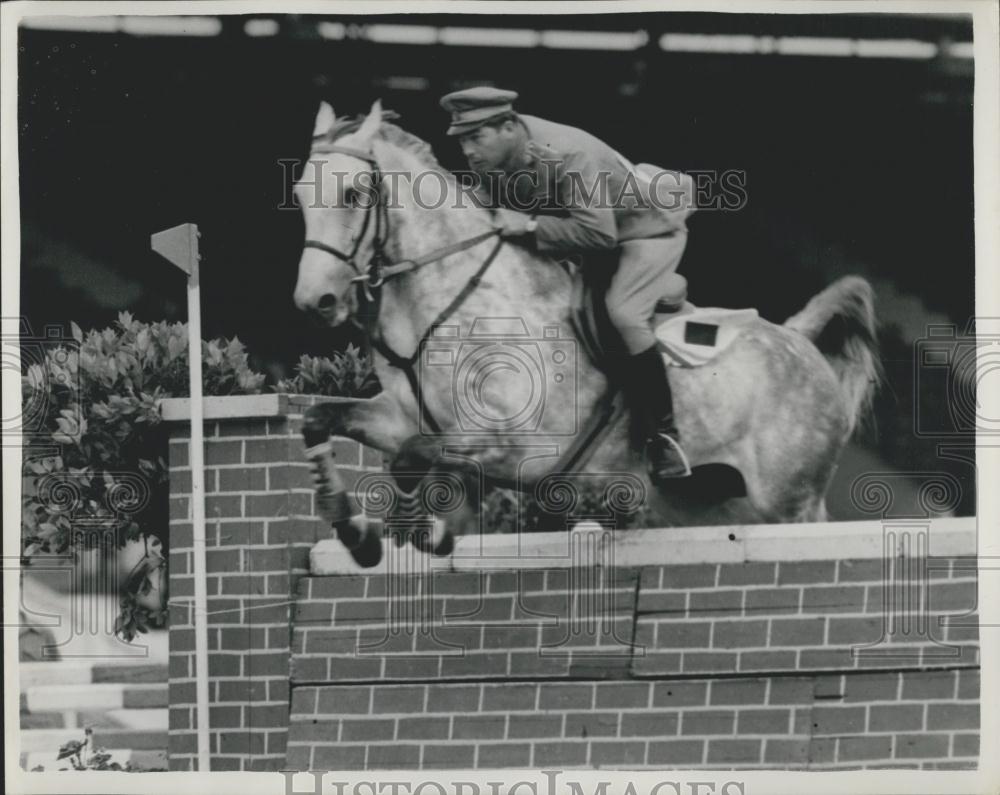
[159,393,363,422]
[310,515,978,575]
[159,393,288,421]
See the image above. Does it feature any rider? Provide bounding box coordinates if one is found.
[439,86,695,481]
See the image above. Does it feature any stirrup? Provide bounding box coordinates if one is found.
[647,433,692,480]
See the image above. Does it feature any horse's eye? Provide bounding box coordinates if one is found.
[343,189,359,208]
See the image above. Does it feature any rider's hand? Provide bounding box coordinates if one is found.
[492,209,535,239]
[525,140,560,164]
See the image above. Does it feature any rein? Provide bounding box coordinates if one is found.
[302,142,504,432]
[355,228,500,284]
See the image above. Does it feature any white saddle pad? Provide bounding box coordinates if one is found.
[655,304,759,368]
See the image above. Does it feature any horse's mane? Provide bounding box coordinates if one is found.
[314,112,447,175]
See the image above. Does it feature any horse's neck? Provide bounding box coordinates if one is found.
[376,146,572,354]
[380,144,494,254]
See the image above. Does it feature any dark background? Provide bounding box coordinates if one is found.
[17,12,977,516]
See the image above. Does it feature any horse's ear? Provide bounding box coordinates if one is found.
[312,102,336,137]
[355,99,383,143]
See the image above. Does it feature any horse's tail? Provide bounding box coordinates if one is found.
[784,275,881,437]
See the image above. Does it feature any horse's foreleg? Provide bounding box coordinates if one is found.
[302,392,414,568]
[302,434,383,568]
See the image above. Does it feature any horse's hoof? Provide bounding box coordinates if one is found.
[334,520,362,548]
[334,518,383,568]
[410,519,454,557]
[349,529,383,568]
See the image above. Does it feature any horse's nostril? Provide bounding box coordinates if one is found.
[317,294,337,310]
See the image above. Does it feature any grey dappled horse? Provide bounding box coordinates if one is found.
[293,101,879,564]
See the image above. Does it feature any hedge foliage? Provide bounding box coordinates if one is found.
[21,312,375,640]
[275,344,379,397]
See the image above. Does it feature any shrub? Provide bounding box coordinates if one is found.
[31,729,166,772]
[482,483,653,534]
[21,312,266,640]
[275,343,379,397]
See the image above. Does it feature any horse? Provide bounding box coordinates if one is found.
[292,100,880,566]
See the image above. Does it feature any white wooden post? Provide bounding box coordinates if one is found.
[151,223,210,771]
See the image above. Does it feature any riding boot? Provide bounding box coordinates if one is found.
[625,345,692,481]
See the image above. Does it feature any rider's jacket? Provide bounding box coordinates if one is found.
[473,114,696,254]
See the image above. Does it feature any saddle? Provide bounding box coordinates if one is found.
[542,252,688,477]
[566,253,689,372]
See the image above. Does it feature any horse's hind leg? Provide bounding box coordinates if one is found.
[385,435,438,550]
[387,436,483,556]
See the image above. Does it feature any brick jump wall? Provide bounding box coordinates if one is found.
[163,396,981,772]
[291,522,979,771]
[161,394,383,771]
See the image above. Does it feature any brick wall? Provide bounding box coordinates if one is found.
[162,394,383,771]
[287,558,979,770]
[163,396,980,772]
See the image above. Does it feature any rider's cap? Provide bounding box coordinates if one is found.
[440,87,519,136]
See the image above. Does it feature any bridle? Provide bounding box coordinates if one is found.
[302,143,391,295]
[302,142,503,298]
[300,141,504,432]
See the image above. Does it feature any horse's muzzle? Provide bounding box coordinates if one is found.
[307,292,351,327]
